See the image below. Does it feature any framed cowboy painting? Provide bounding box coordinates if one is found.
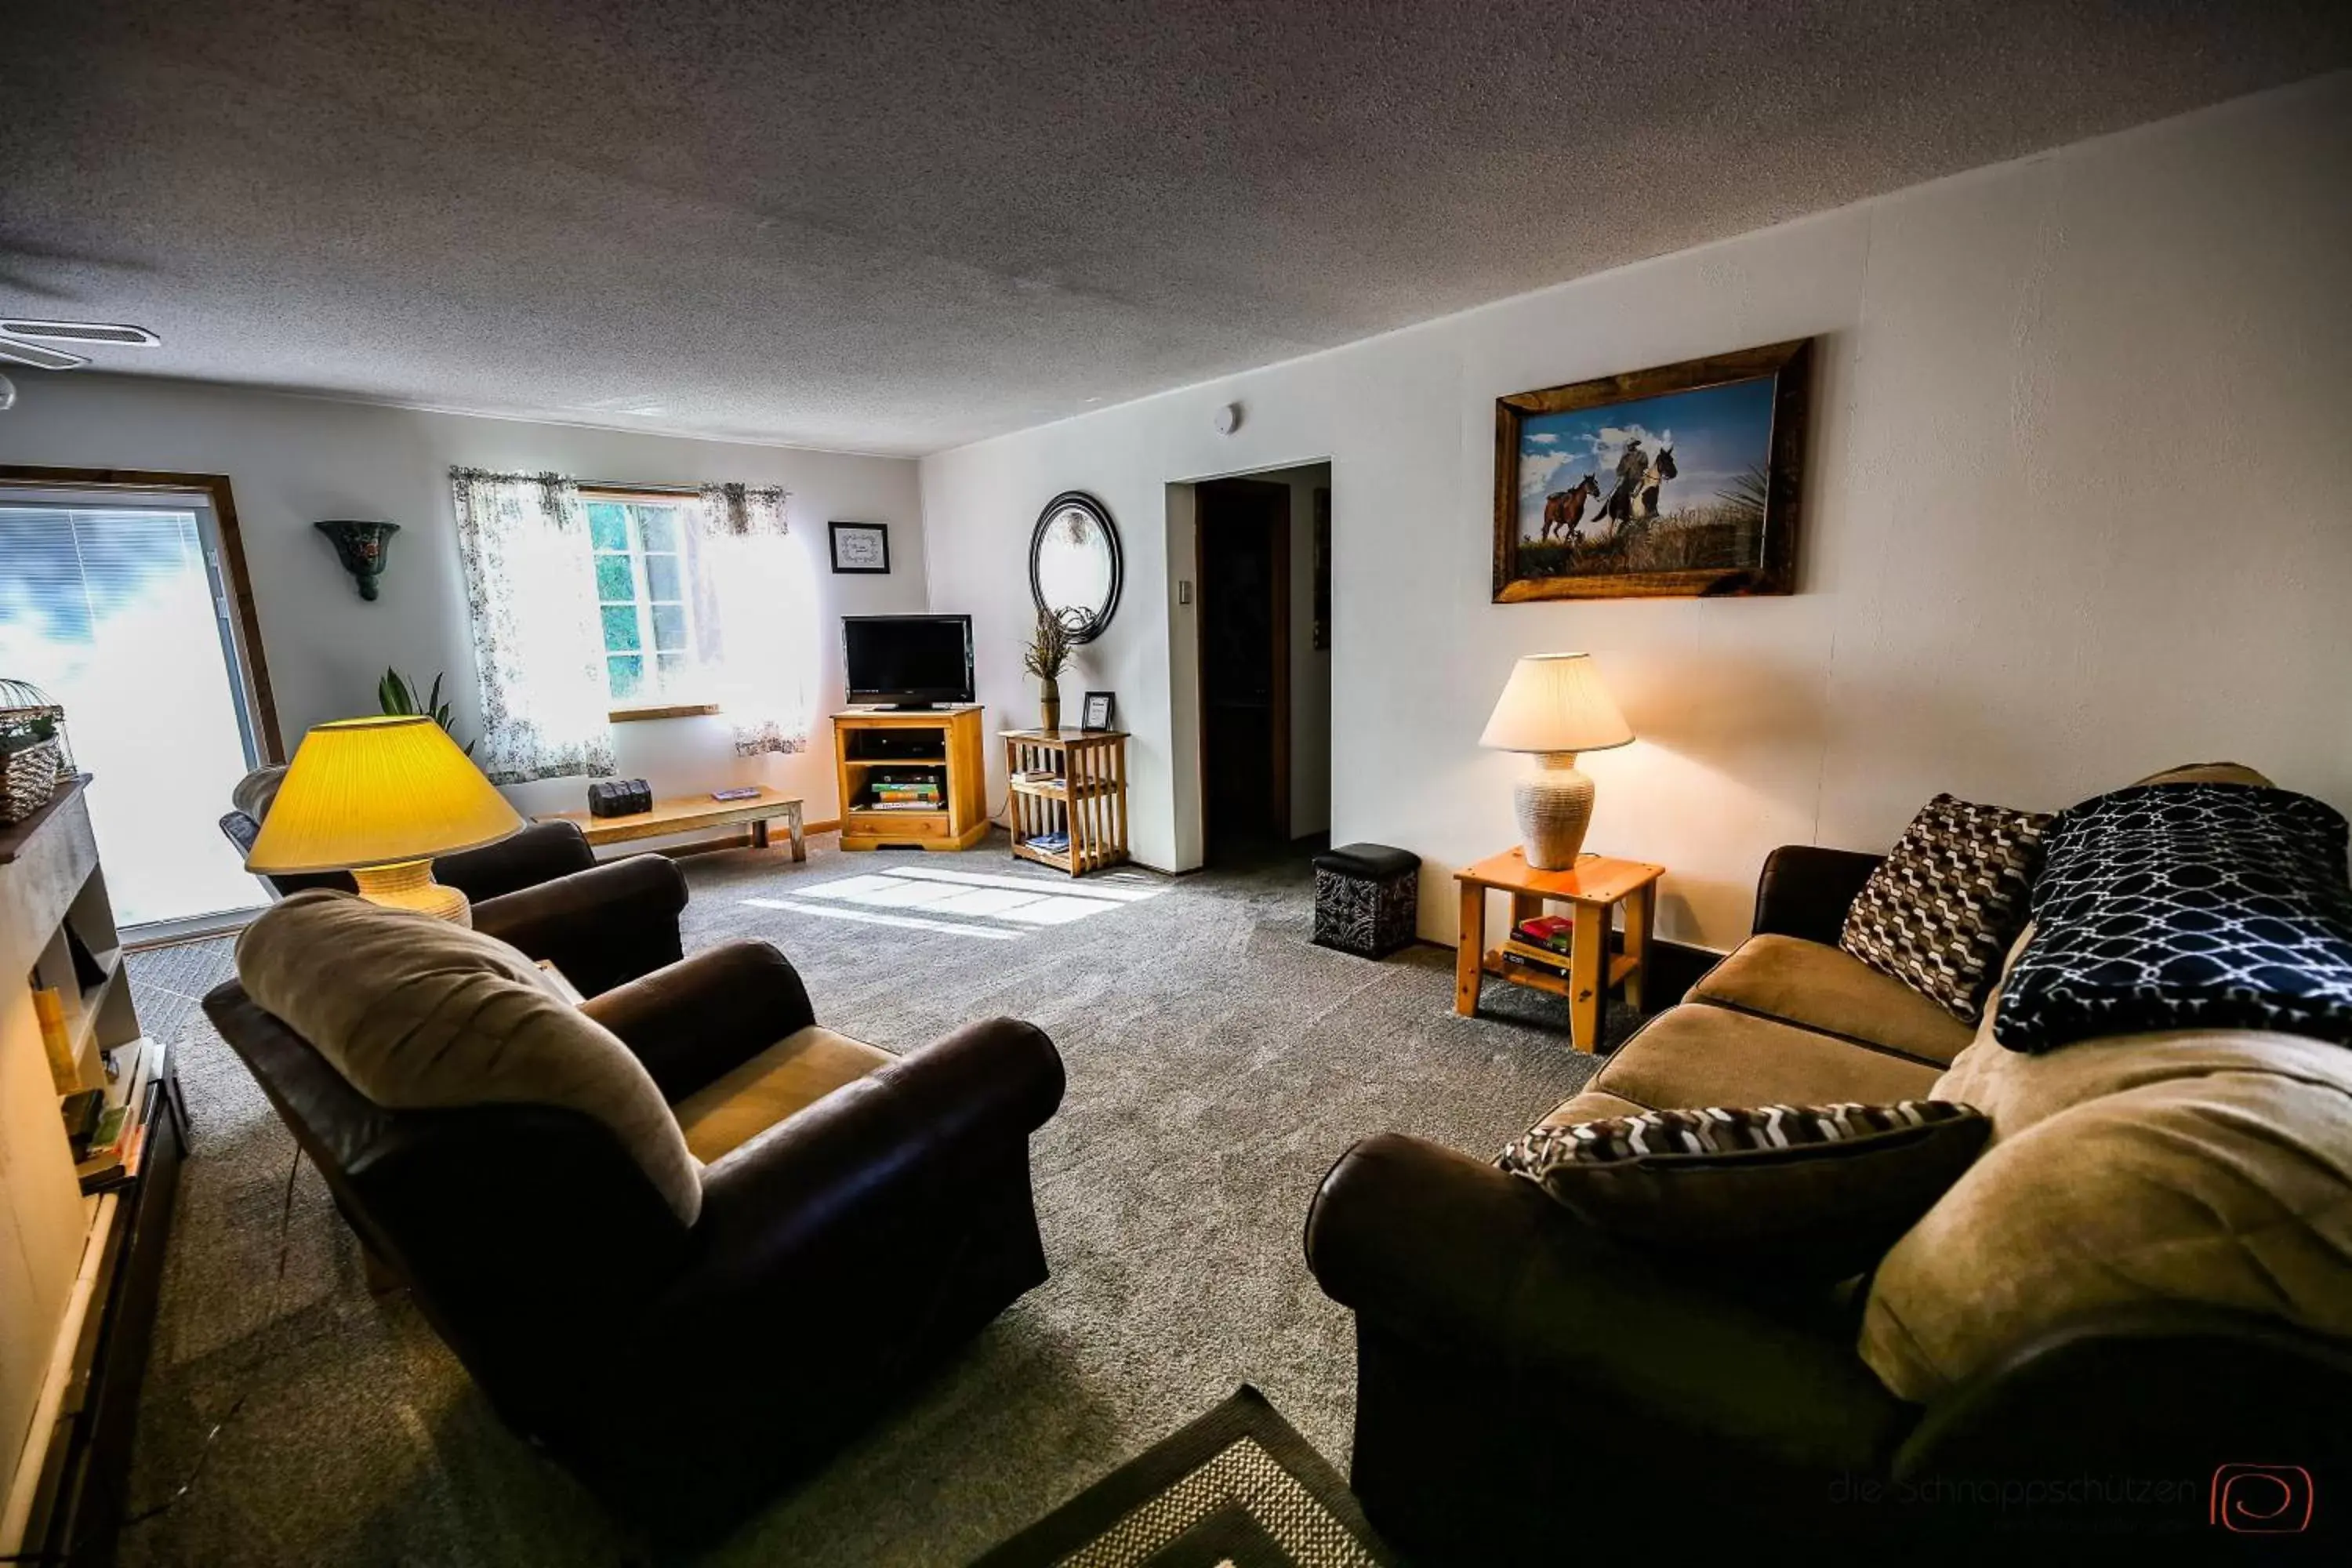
[1492,337,1812,601]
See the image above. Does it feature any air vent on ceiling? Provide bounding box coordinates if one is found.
[0,319,161,347]
[0,339,88,371]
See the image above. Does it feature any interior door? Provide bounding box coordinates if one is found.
[1195,479,1290,856]
[0,486,270,928]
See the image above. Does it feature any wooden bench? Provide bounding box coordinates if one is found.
[539,785,806,861]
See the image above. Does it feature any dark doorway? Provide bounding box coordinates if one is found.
[1195,478,1290,863]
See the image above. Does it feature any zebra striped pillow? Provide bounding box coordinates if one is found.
[1498,1101,1989,1282]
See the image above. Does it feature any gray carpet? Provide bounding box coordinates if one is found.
[118,833,1630,1566]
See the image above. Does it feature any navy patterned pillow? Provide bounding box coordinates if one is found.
[1994,783,2352,1053]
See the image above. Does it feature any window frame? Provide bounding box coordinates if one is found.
[0,465,284,762]
[581,488,716,720]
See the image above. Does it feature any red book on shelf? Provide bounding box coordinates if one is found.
[1512,915,1576,953]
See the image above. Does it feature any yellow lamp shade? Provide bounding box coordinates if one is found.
[245,715,523,875]
[1477,652,1634,755]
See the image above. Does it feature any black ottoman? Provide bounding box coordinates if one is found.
[1312,843,1421,959]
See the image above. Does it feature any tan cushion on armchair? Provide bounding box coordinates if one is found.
[236,889,703,1224]
[674,1025,895,1162]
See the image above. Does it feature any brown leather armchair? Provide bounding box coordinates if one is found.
[205,938,1065,1540]
[221,786,685,997]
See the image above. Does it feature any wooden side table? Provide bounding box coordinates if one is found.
[1002,728,1130,877]
[1454,848,1664,1052]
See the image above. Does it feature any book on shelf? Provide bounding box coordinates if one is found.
[1501,942,1570,978]
[75,1040,165,1192]
[1009,769,1063,785]
[60,1087,105,1156]
[1512,915,1576,954]
[862,799,940,812]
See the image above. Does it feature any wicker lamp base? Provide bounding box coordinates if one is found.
[1513,752,1596,869]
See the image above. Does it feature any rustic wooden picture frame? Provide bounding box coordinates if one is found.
[1492,337,1813,601]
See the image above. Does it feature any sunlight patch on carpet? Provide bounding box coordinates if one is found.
[744,862,1164,938]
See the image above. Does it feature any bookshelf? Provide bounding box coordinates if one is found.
[831,706,989,851]
[1002,729,1130,877]
[1,777,184,1564]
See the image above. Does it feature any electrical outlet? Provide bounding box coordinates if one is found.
[1178,579,1193,605]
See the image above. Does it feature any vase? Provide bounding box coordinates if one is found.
[1039,675,1061,732]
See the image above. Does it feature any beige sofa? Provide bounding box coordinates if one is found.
[1308,768,2352,1553]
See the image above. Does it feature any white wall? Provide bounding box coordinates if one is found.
[920,76,2352,947]
[0,377,925,825]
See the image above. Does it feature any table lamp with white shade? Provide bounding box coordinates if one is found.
[243,714,524,925]
[1478,652,1633,870]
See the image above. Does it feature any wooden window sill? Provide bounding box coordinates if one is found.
[609,702,721,724]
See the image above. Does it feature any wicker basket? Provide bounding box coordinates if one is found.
[0,678,74,826]
[1,738,64,825]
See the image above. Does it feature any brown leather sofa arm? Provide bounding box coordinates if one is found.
[1306,1132,1913,1474]
[681,1016,1065,1290]
[1751,844,1885,945]
[582,941,818,1101]
[1894,1304,2352,1491]
[474,851,688,998]
[436,818,596,902]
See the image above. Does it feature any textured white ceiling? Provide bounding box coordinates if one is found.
[3,2,2347,456]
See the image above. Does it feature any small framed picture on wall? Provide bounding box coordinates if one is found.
[1080,691,1116,731]
[829,521,891,574]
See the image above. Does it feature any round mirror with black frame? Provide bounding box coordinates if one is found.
[1030,491,1122,644]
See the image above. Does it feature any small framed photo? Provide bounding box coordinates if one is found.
[828,521,891,575]
[1080,690,1116,731]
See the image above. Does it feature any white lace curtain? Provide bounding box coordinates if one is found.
[450,469,618,784]
[694,483,812,758]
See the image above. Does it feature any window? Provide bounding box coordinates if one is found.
[587,495,700,706]
[0,475,278,928]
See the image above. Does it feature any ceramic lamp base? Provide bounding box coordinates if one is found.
[352,858,473,925]
[1514,752,1595,870]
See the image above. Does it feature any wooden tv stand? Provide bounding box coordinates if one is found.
[832,706,989,851]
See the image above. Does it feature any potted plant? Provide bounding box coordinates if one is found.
[378,669,477,756]
[1022,610,1074,731]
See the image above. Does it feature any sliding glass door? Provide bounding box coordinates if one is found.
[0,487,268,928]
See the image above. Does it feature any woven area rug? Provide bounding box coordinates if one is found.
[972,1386,1398,1568]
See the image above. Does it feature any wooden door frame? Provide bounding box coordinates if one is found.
[1192,477,1291,847]
[0,466,285,763]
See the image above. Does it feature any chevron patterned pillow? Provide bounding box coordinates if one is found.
[1840,793,2052,1023]
[1499,1100,1990,1283]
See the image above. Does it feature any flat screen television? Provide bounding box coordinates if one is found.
[842,614,975,708]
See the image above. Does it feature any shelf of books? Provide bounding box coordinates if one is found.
[3,775,186,1565]
[1002,728,1130,877]
[831,706,991,851]
[1481,914,1638,1000]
